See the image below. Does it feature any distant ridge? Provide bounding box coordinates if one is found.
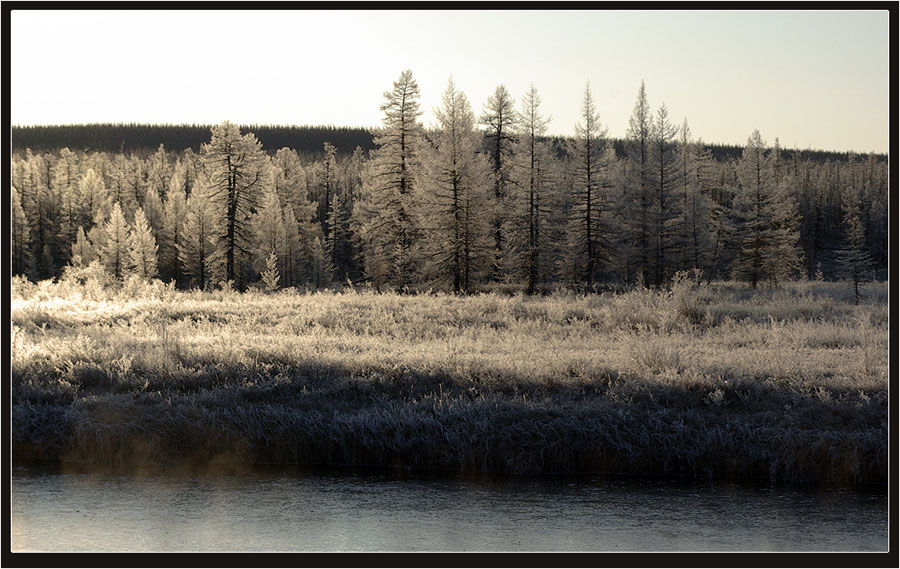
[11,123,885,164]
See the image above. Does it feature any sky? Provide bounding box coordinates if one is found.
[10,9,891,153]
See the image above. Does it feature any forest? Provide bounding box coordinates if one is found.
[10,71,889,295]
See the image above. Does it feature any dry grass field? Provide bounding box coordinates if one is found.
[10,272,889,485]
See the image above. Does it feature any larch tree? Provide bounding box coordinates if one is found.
[418,77,493,292]
[127,207,159,281]
[144,144,173,202]
[649,103,682,287]
[158,181,187,285]
[733,130,803,287]
[353,70,424,290]
[97,201,131,281]
[317,142,338,242]
[178,180,226,290]
[836,181,872,304]
[324,189,349,283]
[564,81,615,289]
[200,121,270,288]
[508,83,556,292]
[271,147,308,214]
[19,151,58,279]
[479,84,518,280]
[77,168,111,232]
[70,226,97,268]
[54,148,81,259]
[622,81,654,285]
[252,186,288,285]
[11,185,34,277]
[142,185,166,236]
[280,204,306,287]
[675,124,716,275]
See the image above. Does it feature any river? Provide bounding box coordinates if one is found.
[11,464,887,552]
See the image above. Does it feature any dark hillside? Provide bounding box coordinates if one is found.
[12,123,883,164]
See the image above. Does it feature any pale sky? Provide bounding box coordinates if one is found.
[10,9,891,153]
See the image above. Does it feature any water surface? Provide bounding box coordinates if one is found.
[11,465,887,552]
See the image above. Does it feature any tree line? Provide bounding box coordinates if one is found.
[10,71,888,294]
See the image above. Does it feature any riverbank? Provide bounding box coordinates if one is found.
[11,276,889,485]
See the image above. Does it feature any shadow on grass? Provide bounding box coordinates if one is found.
[12,357,887,487]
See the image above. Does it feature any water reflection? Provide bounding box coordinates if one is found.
[11,464,887,552]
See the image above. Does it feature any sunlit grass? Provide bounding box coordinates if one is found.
[10,276,889,485]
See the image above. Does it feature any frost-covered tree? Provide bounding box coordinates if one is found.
[622,81,655,285]
[54,148,81,254]
[733,130,803,287]
[271,147,308,214]
[11,185,33,277]
[479,84,518,279]
[353,70,424,290]
[144,144,173,201]
[158,182,187,285]
[18,151,59,279]
[260,249,280,292]
[127,207,158,281]
[142,185,166,236]
[317,142,338,240]
[564,82,615,288]
[77,168,111,232]
[70,226,97,268]
[252,186,287,284]
[418,77,493,292]
[200,120,270,288]
[97,201,130,281]
[324,189,349,282]
[178,181,225,290]
[837,182,872,304]
[649,103,682,287]
[281,204,306,288]
[674,123,716,275]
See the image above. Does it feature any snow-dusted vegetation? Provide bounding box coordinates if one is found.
[11,275,888,484]
[10,71,888,485]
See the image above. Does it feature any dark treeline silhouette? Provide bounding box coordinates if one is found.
[12,124,882,165]
[11,123,377,157]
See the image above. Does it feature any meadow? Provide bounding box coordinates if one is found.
[10,272,889,486]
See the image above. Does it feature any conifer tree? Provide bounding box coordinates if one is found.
[78,168,111,232]
[837,183,872,304]
[418,77,493,292]
[252,187,287,284]
[479,84,518,280]
[650,103,682,287]
[281,204,306,288]
[733,130,803,287]
[623,81,655,285]
[144,144,173,201]
[271,147,307,213]
[70,226,97,268]
[128,207,159,281]
[675,126,716,275]
[54,148,81,258]
[324,190,350,282]
[353,70,424,290]
[564,82,615,288]
[159,182,187,285]
[11,185,33,277]
[318,142,338,240]
[142,185,166,236]
[261,249,281,292]
[178,181,225,290]
[506,84,557,291]
[97,201,130,281]
[200,120,270,288]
